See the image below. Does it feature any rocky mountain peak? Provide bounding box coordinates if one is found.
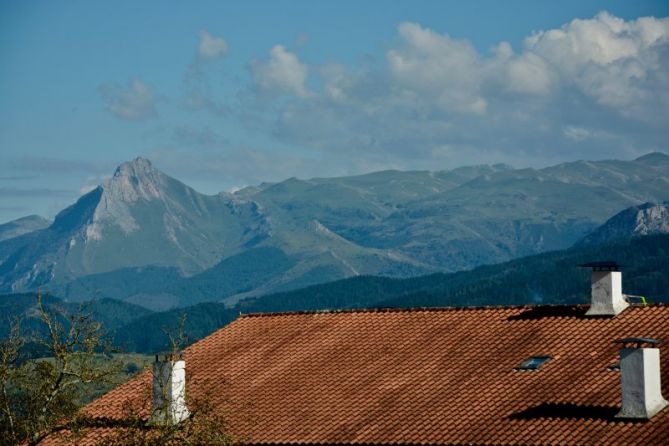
[77,158,168,239]
[577,202,669,246]
[104,157,164,203]
[632,202,669,234]
[114,157,154,178]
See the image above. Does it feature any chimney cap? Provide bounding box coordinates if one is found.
[578,261,624,271]
[614,337,662,348]
[155,352,184,362]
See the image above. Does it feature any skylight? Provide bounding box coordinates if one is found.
[515,356,551,371]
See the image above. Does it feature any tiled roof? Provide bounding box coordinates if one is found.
[46,305,669,445]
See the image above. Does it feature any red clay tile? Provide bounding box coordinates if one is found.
[41,305,669,445]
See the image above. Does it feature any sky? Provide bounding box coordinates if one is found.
[1,0,668,222]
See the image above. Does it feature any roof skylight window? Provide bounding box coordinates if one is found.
[515,356,551,371]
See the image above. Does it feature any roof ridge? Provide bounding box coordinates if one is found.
[238,302,669,318]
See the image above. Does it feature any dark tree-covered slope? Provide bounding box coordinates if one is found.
[114,234,669,353]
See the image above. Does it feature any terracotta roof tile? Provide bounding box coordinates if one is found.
[43,304,669,445]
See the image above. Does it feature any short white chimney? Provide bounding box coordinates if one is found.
[580,261,629,316]
[615,338,668,419]
[150,354,190,425]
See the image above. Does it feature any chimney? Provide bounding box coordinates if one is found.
[615,338,668,419]
[150,354,190,425]
[580,261,629,317]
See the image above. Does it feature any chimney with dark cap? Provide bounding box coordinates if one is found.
[580,261,629,316]
[615,337,668,419]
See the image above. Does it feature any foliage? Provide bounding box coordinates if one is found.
[0,294,152,342]
[0,294,120,445]
[93,394,236,446]
[0,296,235,445]
[92,317,236,445]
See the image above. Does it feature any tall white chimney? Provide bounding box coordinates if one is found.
[150,354,190,425]
[615,338,668,419]
[580,261,629,317]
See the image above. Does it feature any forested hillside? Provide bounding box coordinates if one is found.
[114,234,669,352]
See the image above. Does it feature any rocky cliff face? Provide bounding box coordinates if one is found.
[577,202,669,246]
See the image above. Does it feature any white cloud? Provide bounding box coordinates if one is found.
[196,12,668,172]
[524,12,669,115]
[563,126,592,142]
[184,31,229,84]
[252,45,310,97]
[562,125,614,142]
[198,31,228,60]
[501,52,555,94]
[387,22,487,114]
[98,79,158,121]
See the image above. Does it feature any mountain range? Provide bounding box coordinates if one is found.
[4,231,668,354]
[2,153,669,310]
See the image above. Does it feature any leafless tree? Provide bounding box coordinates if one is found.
[0,297,237,445]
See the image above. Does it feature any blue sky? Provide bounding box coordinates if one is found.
[1,0,668,222]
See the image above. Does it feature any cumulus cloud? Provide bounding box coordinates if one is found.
[562,125,614,142]
[182,31,230,111]
[387,22,488,114]
[303,14,663,163]
[251,45,310,97]
[499,50,556,94]
[98,79,158,121]
[183,12,667,172]
[198,31,228,60]
[523,11,669,119]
